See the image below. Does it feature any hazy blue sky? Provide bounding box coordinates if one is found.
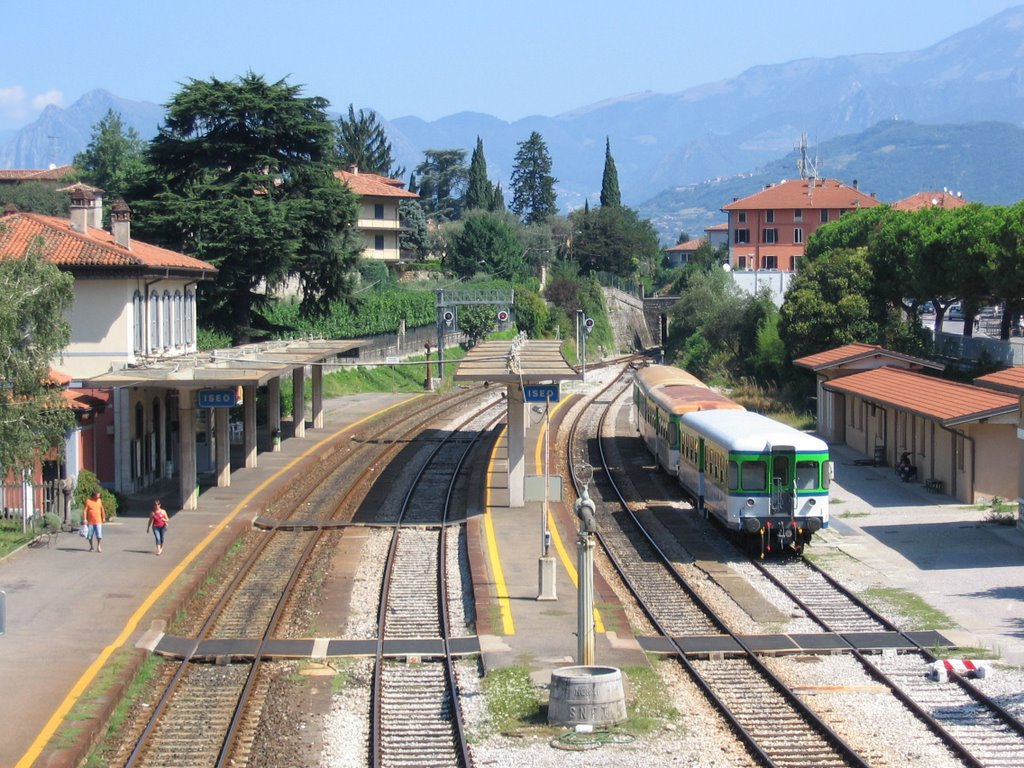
[2,1,1020,130]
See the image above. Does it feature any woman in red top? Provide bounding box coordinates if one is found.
[82,491,106,552]
[147,500,168,556]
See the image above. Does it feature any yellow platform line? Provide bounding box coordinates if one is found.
[534,398,605,634]
[483,424,515,634]
[15,396,421,768]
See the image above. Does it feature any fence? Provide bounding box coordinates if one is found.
[926,330,1024,366]
[1,480,67,531]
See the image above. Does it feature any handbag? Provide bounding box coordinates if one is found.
[79,523,88,537]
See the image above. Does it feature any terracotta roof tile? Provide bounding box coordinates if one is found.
[664,238,706,252]
[822,367,1017,426]
[891,191,968,211]
[0,165,76,182]
[334,170,418,199]
[793,343,943,372]
[722,178,881,211]
[704,222,729,231]
[975,366,1024,395]
[0,211,217,274]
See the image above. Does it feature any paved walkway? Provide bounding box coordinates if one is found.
[0,393,415,768]
[819,443,1024,665]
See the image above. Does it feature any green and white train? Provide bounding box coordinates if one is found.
[635,365,833,555]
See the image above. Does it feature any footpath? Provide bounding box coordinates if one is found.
[0,393,415,768]
[819,443,1024,666]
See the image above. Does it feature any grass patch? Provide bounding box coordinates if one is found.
[931,645,1001,661]
[82,654,165,766]
[976,497,1018,526]
[862,587,955,631]
[479,663,677,739]
[0,516,38,558]
[835,509,869,519]
[481,666,545,734]
[621,663,681,735]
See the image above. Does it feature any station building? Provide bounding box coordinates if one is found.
[1,184,358,511]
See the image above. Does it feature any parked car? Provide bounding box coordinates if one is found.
[948,303,965,319]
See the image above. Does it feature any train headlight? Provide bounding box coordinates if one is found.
[745,498,755,507]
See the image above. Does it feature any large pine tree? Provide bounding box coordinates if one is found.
[133,73,362,343]
[509,131,557,225]
[335,104,404,178]
[600,137,621,208]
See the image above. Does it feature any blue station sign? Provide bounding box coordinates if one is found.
[523,384,560,403]
[198,388,239,408]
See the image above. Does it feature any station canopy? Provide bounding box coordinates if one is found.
[83,339,364,390]
[454,335,578,384]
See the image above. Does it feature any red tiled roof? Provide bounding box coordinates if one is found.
[822,367,1017,426]
[704,222,728,231]
[63,388,109,412]
[974,366,1024,395]
[334,169,418,199]
[0,211,217,274]
[722,178,881,211]
[891,191,968,211]
[793,343,943,372]
[0,165,76,182]
[664,238,706,253]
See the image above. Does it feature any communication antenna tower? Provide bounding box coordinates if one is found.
[795,133,820,185]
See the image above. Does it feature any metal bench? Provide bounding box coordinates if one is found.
[924,478,943,494]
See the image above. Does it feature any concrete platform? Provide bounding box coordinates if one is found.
[0,392,416,768]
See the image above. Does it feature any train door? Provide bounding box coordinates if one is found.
[770,445,795,516]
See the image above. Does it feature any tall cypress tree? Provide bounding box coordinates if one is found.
[600,137,621,208]
[490,182,505,211]
[464,136,491,211]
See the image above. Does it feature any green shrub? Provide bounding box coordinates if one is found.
[72,469,118,519]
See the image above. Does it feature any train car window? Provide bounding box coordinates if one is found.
[796,461,819,490]
[727,461,739,490]
[741,460,766,491]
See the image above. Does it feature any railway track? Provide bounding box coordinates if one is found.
[371,401,502,768]
[758,557,1024,767]
[564,366,871,768]
[121,387,496,768]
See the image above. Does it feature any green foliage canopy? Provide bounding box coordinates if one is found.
[509,132,557,225]
[0,235,76,472]
[335,104,404,178]
[132,73,362,344]
[73,109,149,202]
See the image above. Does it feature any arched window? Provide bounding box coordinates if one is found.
[132,290,144,354]
[149,291,160,352]
[173,291,183,348]
[184,290,195,346]
[162,290,172,349]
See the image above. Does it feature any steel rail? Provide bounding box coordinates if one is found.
[565,366,870,768]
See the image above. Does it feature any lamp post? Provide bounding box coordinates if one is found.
[537,393,556,600]
[574,462,596,665]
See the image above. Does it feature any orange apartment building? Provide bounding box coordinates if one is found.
[722,178,881,273]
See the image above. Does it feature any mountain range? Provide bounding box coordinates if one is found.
[3,6,1024,242]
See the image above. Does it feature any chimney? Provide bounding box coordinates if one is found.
[111,197,131,249]
[349,164,358,174]
[852,179,859,190]
[68,187,95,234]
[90,189,104,229]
